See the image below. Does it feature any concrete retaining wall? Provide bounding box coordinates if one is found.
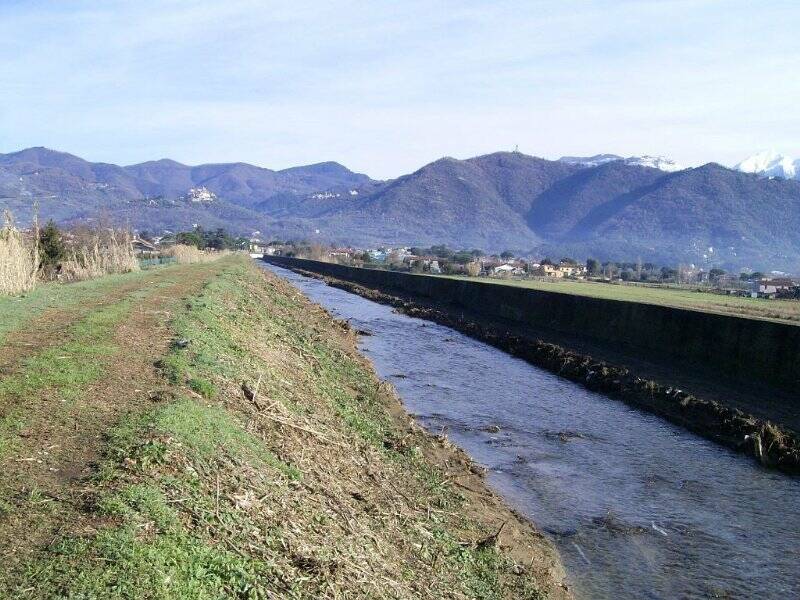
[264,256,800,393]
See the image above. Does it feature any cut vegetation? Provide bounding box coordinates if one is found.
[0,256,568,599]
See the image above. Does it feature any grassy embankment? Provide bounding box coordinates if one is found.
[0,256,565,599]
[437,274,800,324]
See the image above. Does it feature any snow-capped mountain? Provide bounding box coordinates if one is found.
[624,155,683,172]
[558,154,684,172]
[558,154,622,168]
[735,151,799,180]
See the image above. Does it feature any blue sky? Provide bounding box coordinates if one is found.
[1,0,798,178]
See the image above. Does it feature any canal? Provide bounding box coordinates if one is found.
[262,262,800,599]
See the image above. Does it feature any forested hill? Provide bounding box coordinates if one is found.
[3,147,800,269]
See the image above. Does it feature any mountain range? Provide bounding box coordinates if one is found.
[2,146,800,270]
[558,154,684,172]
[734,150,800,181]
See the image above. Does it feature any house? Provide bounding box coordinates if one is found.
[558,262,586,278]
[753,278,795,298]
[429,260,441,274]
[249,241,275,258]
[368,249,387,262]
[330,247,354,258]
[531,263,563,277]
[132,237,157,257]
[493,263,523,276]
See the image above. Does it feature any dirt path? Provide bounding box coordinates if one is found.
[0,271,175,378]
[1,259,574,598]
[0,262,224,572]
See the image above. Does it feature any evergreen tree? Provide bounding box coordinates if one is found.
[38,220,66,270]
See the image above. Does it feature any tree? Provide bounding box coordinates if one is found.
[586,258,600,275]
[452,251,473,264]
[37,220,66,271]
[709,268,726,283]
[465,261,481,277]
[430,245,453,259]
[176,230,203,248]
[604,262,618,279]
[205,227,236,250]
[540,257,553,266]
[660,266,678,281]
[500,250,514,260]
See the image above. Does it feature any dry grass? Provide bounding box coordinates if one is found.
[0,212,38,296]
[60,229,140,282]
[165,244,230,264]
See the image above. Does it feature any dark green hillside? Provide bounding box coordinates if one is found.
[311,152,581,249]
[590,164,800,266]
[528,161,666,237]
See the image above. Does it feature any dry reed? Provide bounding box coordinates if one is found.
[60,229,140,282]
[0,211,39,296]
[165,244,229,264]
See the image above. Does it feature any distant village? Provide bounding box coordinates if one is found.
[247,240,800,301]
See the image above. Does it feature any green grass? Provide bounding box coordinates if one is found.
[107,398,301,480]
[0,287,150,460]
[20,479,273,600]
[1,258,550,599]
[8,395,298,598]
[0,268,160,347]
[1,263,300,598]
[438,273,800,323]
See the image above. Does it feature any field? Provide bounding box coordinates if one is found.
[438,275,800,324]
[0,256,565,599]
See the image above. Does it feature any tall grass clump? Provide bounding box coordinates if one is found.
[165,244,229,264]
[60,229,140,282]
[0,211,38,296]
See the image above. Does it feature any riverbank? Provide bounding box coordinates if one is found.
[262,257,800,396]
[284,266,800,475]
[0,256,569,598]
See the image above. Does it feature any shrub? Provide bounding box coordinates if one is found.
[465,261,481,277]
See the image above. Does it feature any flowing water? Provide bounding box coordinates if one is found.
[262,263,800,599]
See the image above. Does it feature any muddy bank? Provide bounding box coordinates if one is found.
[291,267,800,475]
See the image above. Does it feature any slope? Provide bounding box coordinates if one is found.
[0,257,568,599]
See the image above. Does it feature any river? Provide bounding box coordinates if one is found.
[262,262,800,600]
